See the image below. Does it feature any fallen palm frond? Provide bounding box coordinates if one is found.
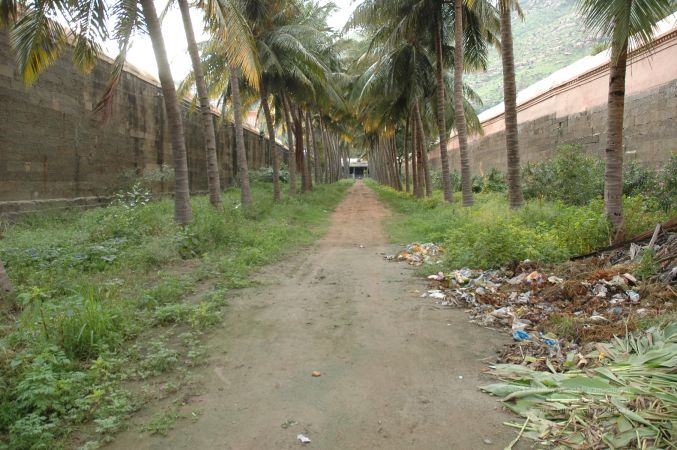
[482,323,677,449]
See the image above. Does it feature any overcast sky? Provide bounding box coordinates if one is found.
[116,0,362,81]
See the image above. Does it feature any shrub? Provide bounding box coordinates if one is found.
[249,166,290,183]
[522,145,604,205]
[472,168,508,193]
[655,154,677,211]
[430,169,461,192]
[623,160,659,197]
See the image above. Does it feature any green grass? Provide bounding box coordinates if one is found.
[366,179,670,269]
[0,180,351,449]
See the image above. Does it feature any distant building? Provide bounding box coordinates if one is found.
[349,158,368,178]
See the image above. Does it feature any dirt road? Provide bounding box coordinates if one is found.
[110,181,517,449]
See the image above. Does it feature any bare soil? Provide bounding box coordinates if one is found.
[108,181,518,449]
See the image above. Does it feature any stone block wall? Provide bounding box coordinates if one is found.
[0,32,286,216]
[430,29,677,174]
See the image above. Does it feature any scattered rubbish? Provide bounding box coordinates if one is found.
[627,290,640,303]
[281,419,298,429]
[547,275,564,284]
[297,434,311,444]
[511,330,530,341]
[311,371,321,377]
[385,243,444,266]
[411,227,677,372]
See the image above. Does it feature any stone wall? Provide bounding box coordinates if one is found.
[0,32,285,216]
[430,28,677,174]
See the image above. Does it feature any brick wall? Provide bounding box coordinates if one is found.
[0,32,286,216]
[430,29,677,174]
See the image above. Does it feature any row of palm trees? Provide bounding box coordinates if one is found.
[0,0,354,303]
[345,0,673,244]
[1,0,354,218]
[0,0,673,303]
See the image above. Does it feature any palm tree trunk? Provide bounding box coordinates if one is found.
[309,113,321,185]
[141,0,192,225]
[293,108,309,193]
[605,38,628,242]
[454,0,474,206]
[404,118,410,193]
[411,113,420,197]
[435,18,453,202]
[281,93,297,195]
[500,2,523,209]
[229,67,253,207]
[261,87,280,201]
[415,99,432,197]
[0,259,14,309]
[178,0,222,210]
[303,112,313,191]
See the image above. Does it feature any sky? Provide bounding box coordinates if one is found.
[114,0,362,82]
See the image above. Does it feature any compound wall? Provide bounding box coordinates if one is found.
[0,32,285,216]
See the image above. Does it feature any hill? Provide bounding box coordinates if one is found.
[466,0,603,112]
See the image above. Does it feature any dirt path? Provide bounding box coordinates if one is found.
[109,182,517,449]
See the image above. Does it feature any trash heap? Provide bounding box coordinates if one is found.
[384,243,443,266]
[394,224,677,449]
[413,228,677,371]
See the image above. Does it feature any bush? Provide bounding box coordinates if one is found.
[472,168,508,193]
[522,145,604,205]
[623,160,659,197]
[368,181,666,269]
[430,169,461,192]
[655,155,677,211]
[249,166,290,183]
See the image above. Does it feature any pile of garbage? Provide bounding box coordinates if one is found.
[384,243,443,266]
[412,228,677,371]
[482,324,677,448]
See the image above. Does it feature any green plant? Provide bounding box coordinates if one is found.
[142,406,181,436]
[140,339,180,377]
[623,160,659,197]
[249,166,290,183]
[0,181,350,448]
[522,145,604,205]
[635,248,658,280]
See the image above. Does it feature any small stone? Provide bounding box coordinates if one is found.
[483,438,493,445]
[312,371,321,377]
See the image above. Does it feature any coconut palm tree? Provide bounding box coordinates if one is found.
[577,0,672,242]
[229,66,254,206]
[349,0,495,198]
[139,0,193,224]
[176,0,223,209]
[497,0,524,209]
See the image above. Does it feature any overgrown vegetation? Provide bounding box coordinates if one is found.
[368,154,673,269]
[482,324,677,448]
[0,181,350,449]
[522,146,676,209]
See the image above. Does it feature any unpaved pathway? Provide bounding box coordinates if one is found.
[109,182,517,449]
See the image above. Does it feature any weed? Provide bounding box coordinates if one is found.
[142,407,181,436]
[635,249,658,281]
[140,339,180,378]
[0,181,350,447]
[368,179,667,269]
